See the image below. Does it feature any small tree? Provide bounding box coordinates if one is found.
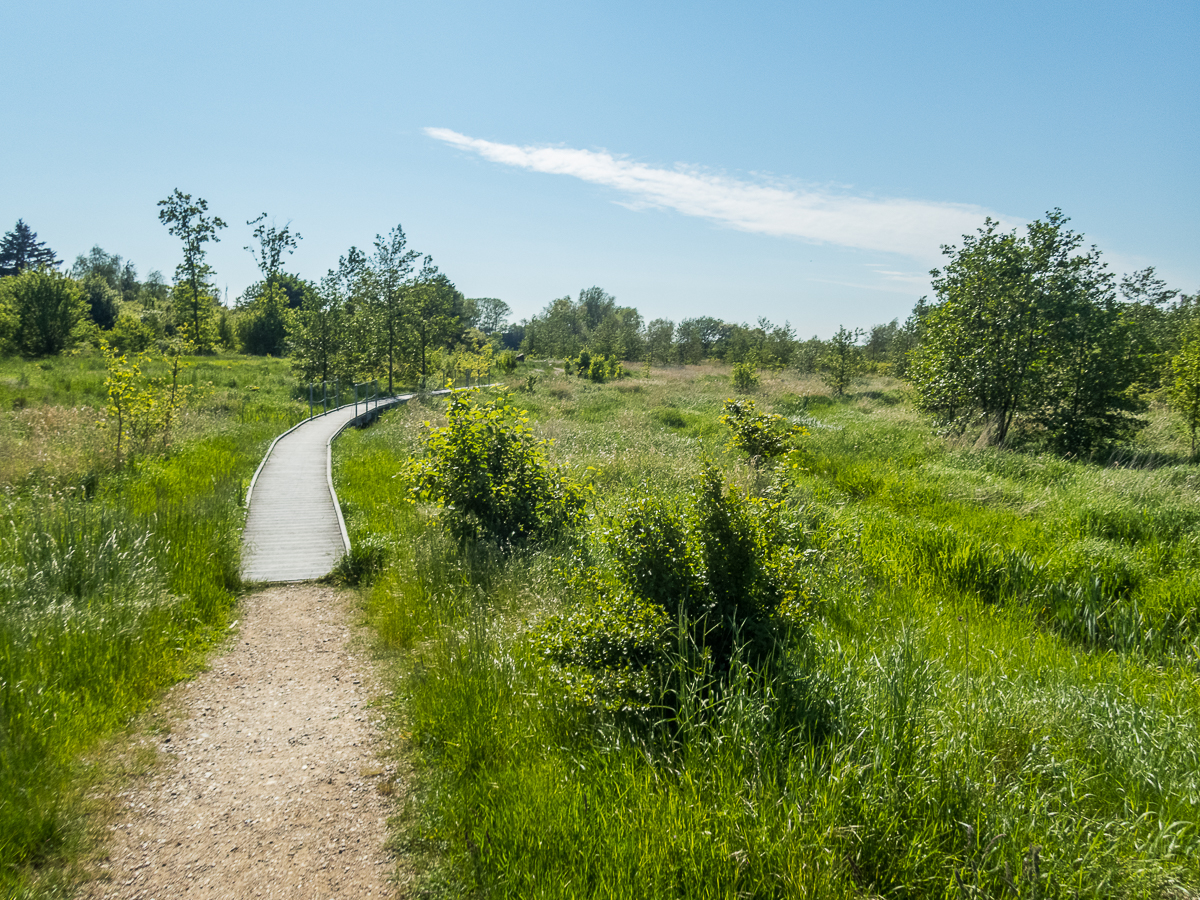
[101,335,196,461]
[289,270,344,382]
[158,190,226,351]
[820,325,863,396]
[731,359,760,392]
[365,225,421,393]
[1169,329,1200,459]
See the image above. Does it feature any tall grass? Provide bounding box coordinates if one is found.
[0,352,305,893]
[337,368,1200,898]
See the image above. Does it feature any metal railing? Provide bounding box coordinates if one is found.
[307,379,384,419]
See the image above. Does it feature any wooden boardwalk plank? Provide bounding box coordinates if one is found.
[240,397,413,583]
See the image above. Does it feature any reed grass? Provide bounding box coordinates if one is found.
[336,363,1200,898]
[0,351,305,894]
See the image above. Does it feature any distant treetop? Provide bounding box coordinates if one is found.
[0,220,60,277]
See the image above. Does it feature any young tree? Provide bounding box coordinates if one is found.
[81,274,120,329]
[157,190,226,350]
[366,225,421,393]
[645,318,675,364]
[0,220,59,277]
[407,258,460,388]
[289,269,345,382]
[237,214,301,356]
[1169,327,1200,458]
[819,326,864,396]
[244,213,300,294]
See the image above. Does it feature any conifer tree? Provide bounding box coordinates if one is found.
[0,220,59,277]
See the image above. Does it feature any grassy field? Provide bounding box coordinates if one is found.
[335,363,1200,899]
[0,351,306,896]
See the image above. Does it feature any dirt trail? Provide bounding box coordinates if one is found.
[80,584,402,899]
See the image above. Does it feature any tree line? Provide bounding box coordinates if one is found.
[4,203,1198,456]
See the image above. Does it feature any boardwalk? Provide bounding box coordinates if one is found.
[241,398,410,582]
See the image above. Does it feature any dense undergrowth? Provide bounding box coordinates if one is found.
[0,352,305,895]
[336,363,1200,898]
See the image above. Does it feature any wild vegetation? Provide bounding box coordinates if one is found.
[0,351,304,894]
[335,362,1200,898]
[3,199,1200,898]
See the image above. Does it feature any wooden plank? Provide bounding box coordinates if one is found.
[240,397,413,583]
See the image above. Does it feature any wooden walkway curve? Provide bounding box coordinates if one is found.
[240,396,413,583]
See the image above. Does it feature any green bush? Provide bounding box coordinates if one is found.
[731,360,760,392]
[536,464,812,716]
[108,313,157,355]
[1,268,89,356]
[333,534,388,585]
[566,348,623,383]
[721,397,807,460]
[408,389,588,548]
[496,349,518,374]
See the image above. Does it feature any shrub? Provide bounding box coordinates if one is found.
[721,397,807,461]
[536,464,813,716]
[731,360,760,392]
[497,349,519,374]
[1,268,89,356]
[408,389,588,547]
[333,534,388,585]
[566,349,623,383]
[108,314,156,355]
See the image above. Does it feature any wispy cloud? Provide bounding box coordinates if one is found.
[425,128,1017,262]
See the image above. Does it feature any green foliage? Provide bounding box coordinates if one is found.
[1,267,89,356]
[158,189,226,351]
[80,273,119,329]
[409,389,588,547]
[538,465,810,715]
[496,349,518,374]
[522,286,643,360]
[101,338,198,460]
[819,324,864,395]
[910,211,1144,454]
[1168,326,1200,457]
[108,313,156,355]
[567,347,623,382]
[730,359,760,392]
[333,534,389,586]
[720,397,807,460]
[237,282,294,356]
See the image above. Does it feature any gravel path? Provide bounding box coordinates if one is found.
[80,584,402,899]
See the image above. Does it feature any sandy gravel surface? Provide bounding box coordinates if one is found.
[80,584,401,899]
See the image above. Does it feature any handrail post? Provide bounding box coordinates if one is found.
[308,383,313,419]
[354,382,358,417]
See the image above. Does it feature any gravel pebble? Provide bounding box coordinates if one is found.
[79,584,401,899]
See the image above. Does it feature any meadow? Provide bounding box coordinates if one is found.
[335,363,1200,899]
[0,351,305,895]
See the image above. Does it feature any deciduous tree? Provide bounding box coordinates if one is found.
[1,268,88,356]
[909,211,1143,453]
[157,190,226,350]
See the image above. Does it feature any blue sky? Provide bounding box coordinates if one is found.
[3,1,1196,336]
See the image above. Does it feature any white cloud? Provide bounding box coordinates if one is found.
[425,127,1018,262]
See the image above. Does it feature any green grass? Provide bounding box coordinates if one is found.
[0,350,306,894]
[336,364,1200,898]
